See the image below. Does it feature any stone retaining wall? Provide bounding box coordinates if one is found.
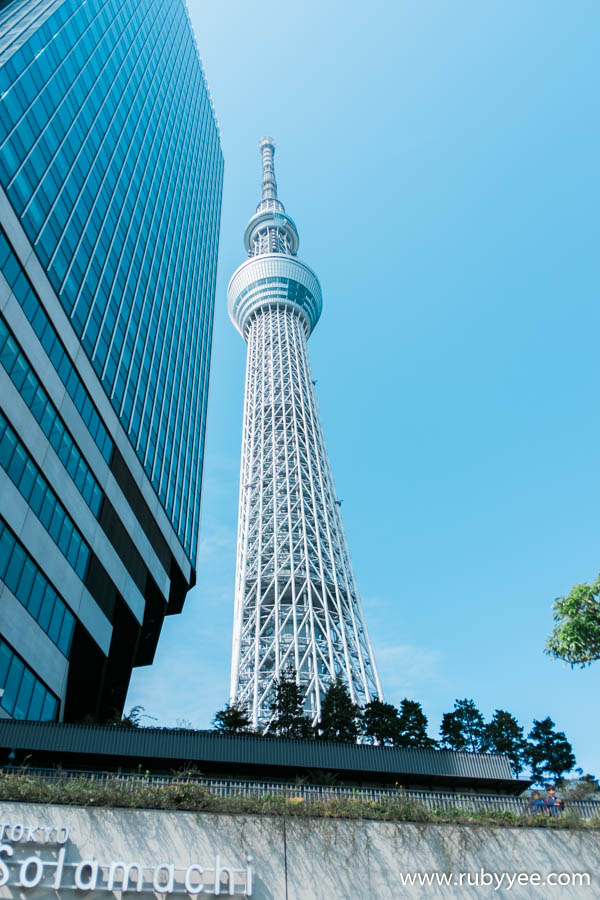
[0,801,597,898]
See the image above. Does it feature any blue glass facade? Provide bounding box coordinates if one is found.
[0,0,222,558]
[0,0,222,721]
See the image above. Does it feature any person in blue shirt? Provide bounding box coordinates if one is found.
[529,790,545,814]
[545,785,565,816]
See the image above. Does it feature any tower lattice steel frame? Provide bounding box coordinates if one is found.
[228,139,382,728]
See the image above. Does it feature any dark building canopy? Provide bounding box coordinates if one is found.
[0,721,530,794]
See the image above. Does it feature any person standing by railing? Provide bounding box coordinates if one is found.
[545,785,565,816]
[529,790,545,814]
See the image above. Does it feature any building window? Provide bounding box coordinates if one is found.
[0,315,103,516]
[0,228,114,464]
[0,518,75,657]
[0,638,58,721]
[0,409,90,579]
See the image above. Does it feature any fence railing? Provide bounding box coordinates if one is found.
[3,766,599,820]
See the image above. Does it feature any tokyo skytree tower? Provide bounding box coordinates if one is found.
[228,139,382,728]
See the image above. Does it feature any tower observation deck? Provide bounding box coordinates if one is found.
[228,139,382,728]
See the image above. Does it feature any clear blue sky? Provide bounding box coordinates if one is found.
[128,0,600,776]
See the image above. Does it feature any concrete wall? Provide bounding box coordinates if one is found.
[0,802,597,899]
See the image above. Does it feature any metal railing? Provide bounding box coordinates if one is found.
[3,767,599,820]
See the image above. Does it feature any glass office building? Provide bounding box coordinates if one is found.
[0,0,223,721]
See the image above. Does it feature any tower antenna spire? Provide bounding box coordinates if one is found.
[256,137,285,214]
[259,137,278,201]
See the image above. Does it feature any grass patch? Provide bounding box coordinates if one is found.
[0,773,597,829]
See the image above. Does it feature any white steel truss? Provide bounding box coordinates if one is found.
[228,139,382,729]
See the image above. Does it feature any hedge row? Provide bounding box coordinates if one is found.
[1,774,598,829]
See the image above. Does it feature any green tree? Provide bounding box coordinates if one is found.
[101,705,148,727]
[122,705,145,727]
[212,701,251,734]
[546,575,600,666]
[269,667,313,738]
[525,717,576,784]
[397,699,437,749]
[481,710,525,774]
[439,699,484,752]
[318,677,360,742]
[362,700,402,745]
